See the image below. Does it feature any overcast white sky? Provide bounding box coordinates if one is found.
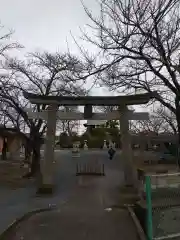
[0,0,147,133]
[0,0,110,96]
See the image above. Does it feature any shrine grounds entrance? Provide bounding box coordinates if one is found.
[24,91,156,193]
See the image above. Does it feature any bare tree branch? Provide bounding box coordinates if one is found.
[82,0,180,140]
[0,50,86,176]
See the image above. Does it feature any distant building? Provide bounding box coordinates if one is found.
[0,126,25,160]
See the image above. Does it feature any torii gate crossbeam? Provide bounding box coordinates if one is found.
[26,109,149,121]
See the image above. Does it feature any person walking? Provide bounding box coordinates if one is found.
[108,142,116,160]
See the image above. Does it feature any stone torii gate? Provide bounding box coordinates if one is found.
[24,91,156,193]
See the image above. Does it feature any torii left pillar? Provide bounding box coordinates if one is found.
[38,104,58,194]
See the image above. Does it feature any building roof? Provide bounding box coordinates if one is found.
[23,91,158,106]
[0,126,20,137]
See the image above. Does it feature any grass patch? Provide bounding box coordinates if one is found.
[133,151,177,174]
[0,161,32,189]
[136,164,177,173]
[37,184,54,195]
[119,186,138,194]
[118,186,140,206]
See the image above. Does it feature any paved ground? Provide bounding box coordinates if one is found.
[0,149,167,237]
[0,150,124,234]
[4,151,139,240]
[1,149,179,239]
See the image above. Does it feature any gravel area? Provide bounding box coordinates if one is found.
[153,206,180,239]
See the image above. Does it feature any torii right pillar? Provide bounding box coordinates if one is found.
[120,106,137,187]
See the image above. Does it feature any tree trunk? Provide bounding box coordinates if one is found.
[30,140,41,176]
[24,139,32,162]
[23,136,41,178]
[2,138,7,160]
[175,96,180,168]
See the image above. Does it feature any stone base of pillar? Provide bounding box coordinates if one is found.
[37,184,54,194]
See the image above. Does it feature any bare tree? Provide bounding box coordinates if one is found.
[56,106,80,136]
[57,120,79,136]
[82,0,180,141]
[0,52,86,176]
[154,104,177,133]
[131,104,177,134]
[0,25,22,61]
[130,117,166,134]
[0,25,23,160]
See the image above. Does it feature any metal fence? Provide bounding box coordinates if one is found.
[145,172,180,240]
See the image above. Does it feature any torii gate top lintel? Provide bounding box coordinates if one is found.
[23,91,157,106]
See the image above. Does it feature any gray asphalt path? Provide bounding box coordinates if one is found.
[3,150,138,240]
[0,150,124,234]
[6,177,138,240]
